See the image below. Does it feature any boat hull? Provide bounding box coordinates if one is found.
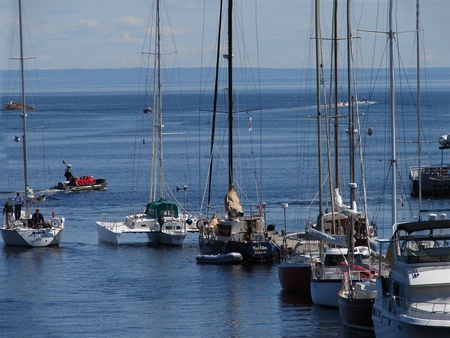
[1,226,63,247]
[372,300,450,338]
[147,231,185,246]
[51,178,108,192]
[199,236,279,263]
[96,222,122,245]
[97,210,186,246]
[310,279,342,307]
[409,164,450,197]
[196,252,243,265]
[338,294,374,331]
[278,261,312,292]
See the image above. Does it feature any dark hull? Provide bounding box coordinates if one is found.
[199,236,279,263]
[338,295,374,331]
[410,164,450,197]
[196,253,243,265]
[50,178,108,192]
[278,262,311,292]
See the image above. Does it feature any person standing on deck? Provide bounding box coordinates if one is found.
[13,192,23,220]
[3,201,13,228]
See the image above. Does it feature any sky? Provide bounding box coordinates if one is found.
[0,0,449,71]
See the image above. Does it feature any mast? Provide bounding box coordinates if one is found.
[346,0,354,264]
[207,0,224,211]
[346,0,355,205]
[416,0,422,214]
[18,0,29,214]
[388,0,397,225]
[150,0,164,201]
[227,0,233,189]
[315,0,323,222]
[332,0,339,188]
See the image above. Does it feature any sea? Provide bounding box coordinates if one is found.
[0,72,449,337]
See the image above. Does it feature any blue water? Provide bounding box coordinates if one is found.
[0,81,449,337]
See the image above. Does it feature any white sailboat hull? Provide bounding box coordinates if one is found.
[1,226,64,247]
[97,212,186,246]
[310,278,342,307]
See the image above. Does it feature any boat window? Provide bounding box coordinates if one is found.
[217,224,231,237]
[160,209,174,217]
[323,254,346,266]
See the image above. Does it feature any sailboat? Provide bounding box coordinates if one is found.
[336,0,381,330]
[197,0,279,263]
[96,0,187,246]
[1,0,65,247]
[306,0,374,308]
[372,1,450,337]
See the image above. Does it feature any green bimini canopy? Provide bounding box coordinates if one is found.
[144,200,179,218]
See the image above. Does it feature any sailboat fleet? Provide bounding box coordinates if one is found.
[2,0,448,336]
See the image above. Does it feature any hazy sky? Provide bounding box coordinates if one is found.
[0,0,449,71]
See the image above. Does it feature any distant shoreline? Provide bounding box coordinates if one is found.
[1,67,449,94]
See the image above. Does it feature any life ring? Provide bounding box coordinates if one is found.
[368,225,374,236]
[196,219,200,230]
[51,218,62,227]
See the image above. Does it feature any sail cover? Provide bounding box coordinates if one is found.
[224,185,243,218]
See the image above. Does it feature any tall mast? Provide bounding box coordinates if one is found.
[332,0,339,188]
[416,0,422,214]
[207,0,224,211]
[227,0,233,189]
[18,0,29,213]
[346,0,355,202]
[315,0,323,221]
[388,0,397,225]
[150,0,164,201]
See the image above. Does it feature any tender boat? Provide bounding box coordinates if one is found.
[196,252,243,265]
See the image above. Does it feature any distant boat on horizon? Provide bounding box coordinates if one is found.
[3,101,36,111]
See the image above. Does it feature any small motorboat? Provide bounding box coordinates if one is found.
[50,161,108,192]
[50,177,108,192]
[196,252,243,265]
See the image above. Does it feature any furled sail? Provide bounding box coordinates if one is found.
[224,185,243,218]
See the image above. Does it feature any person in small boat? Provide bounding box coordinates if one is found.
[3,201,13,228]
[64,164,74,181]
[31,208,44,228]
